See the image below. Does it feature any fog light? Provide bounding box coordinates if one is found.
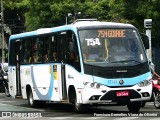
[92,96,95,100]
[96,84,100,88]
[141,92,150,97]
[89,95,101,100]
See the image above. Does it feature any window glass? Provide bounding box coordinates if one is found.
[30,37,43,63]
[79,29,147,67]
[49,34,57,62]
[9,40,15,66]
[21,39,32,64]
[65,30,81,72]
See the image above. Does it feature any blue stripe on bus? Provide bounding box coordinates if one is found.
[93,72,151,86]
[9,31,37,41]
[31,65,53,100]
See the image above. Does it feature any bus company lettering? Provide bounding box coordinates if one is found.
[108,80,118,84]
[53,65,58,80]
[98,30,125,38]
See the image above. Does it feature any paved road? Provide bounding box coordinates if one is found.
[0,93,160,120]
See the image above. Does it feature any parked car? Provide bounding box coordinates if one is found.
[0,63,10,97]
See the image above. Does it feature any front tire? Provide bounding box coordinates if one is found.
[154,93,160,109]
[74,97,89,113]
[69,87,89,113]
[141,101,146,108]
[127,101,141,112]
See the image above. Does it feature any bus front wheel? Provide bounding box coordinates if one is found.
[141,101,146,107]
[74,97,89,113]
[127,101,141,112]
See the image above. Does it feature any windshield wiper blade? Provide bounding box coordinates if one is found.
[111,59,142,64]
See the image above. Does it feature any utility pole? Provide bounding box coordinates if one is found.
[1,0,4,63]
[74,0,77,20]
[144,19,152,62]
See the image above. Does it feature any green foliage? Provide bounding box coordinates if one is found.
[3,0,160,36]
[107,0,160,37]
[4,0,28,9]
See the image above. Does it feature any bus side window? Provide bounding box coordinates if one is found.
[31,53,37,63]
[21,39,25,64]
[51,51,57,62]
[66,30,81,72]
[49,34,58,62]
[43,54,48,62]
[21,38,32,64]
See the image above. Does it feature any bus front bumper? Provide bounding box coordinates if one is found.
[79,83,152,105]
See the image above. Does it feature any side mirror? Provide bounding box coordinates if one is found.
[140,33,149,49]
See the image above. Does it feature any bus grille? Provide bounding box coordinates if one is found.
[100,90,141,101]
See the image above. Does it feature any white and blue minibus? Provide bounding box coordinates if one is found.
[8,19,152,112]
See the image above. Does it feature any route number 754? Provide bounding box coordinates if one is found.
[85,38,101,46]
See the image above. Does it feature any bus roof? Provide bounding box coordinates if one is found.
[9,19,135,41]
[71,19,134,28]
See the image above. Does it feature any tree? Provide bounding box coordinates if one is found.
[3,0,110,31]
[3,0,160,36]
[3,0,27,33]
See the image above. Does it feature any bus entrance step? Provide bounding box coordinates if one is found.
[15,96,22,99]
[61,100,68,103]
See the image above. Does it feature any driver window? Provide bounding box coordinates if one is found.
[66,30,81,72]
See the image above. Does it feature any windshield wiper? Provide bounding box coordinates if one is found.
[111,59,142,64]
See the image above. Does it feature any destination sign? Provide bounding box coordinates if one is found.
[98,30,125,38]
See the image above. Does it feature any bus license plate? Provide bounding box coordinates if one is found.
[116,91,129,97]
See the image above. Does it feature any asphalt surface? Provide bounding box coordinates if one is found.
[0,93,160,120]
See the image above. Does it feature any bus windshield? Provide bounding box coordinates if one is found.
[79,28,147,67]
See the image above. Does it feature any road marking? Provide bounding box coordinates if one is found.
[0,103,44,112]
[50,117,73,119]
[150,118,160,120]
[113,117,139,120]
[0,101,15,103]
[146,102,154,106]
[83,117,105,119]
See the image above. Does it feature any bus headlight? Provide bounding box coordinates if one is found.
[138,79,152,87]
[83,82,102,89]
[96,83,101,89]
[90,83,95,87]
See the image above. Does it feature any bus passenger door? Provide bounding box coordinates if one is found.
[58,32,67,100]
[58,30,80,101]
[11,40,22,97]
[61,61,67,100]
